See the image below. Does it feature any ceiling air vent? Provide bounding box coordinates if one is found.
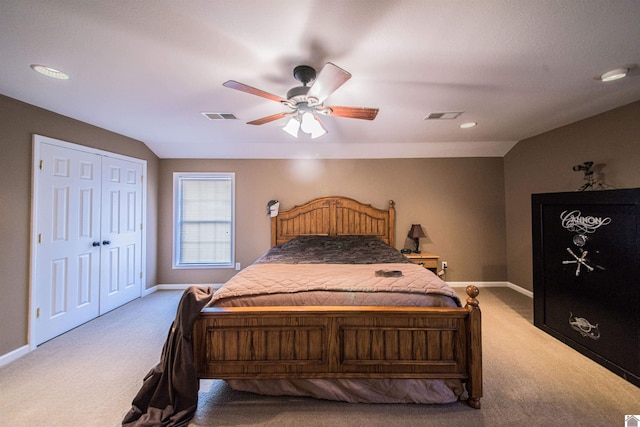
[202,112,237,120]
[424,112,463,120]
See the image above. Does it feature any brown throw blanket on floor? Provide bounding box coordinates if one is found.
[122,286,213,427]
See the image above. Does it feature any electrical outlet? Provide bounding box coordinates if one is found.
[235,262,241,270]
[442,261,448,269]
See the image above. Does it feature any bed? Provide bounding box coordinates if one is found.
[192,196,482,409]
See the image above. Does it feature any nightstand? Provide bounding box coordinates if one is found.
[404,253,439,273]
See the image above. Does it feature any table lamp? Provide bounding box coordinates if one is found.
[408,224,426,254]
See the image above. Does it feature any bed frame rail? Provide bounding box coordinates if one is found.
[193,286,482,408]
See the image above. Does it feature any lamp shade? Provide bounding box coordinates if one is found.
[283,111,328,139]
[408,224,426,239]
[282,117,300,137]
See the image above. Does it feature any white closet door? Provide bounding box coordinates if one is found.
[99,156,143,314]
[32,136,146,345]
[35,143,102,344]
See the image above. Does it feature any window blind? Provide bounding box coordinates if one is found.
[175,174,234,267]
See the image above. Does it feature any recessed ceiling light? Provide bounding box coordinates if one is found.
[600,68,628,82]
[30,64,69,80]
[460,122,477,129]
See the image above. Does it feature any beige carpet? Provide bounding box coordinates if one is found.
[0,287,638,426]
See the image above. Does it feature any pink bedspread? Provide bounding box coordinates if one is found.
[210,262,459,308]
[209,260,463,404]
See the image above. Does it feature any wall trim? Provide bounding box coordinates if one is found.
[3,280,529,365]
[0,345,29,368]
[151,282,535,298]
[152,282,535,298]
[506,281,533,298]
[144,283,224,296]
[448,281,533,298]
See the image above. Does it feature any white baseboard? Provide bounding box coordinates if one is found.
[0,345,30,368]
[3,281,531,367]
[143,283,224,297]
[142,285,159,296]
[506,281,533,298]
[448,281,533,298]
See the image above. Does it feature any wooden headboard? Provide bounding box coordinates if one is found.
[271,196,396,247]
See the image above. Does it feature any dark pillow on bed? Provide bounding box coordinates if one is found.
[285,234,378,248]
[256,235,411,264]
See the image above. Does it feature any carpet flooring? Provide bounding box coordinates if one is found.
[0,287,638,426]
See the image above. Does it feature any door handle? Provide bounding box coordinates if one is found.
[92,241,101,247]
[102,240,111,246]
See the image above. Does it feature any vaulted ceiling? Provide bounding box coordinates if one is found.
[1,1,639,159]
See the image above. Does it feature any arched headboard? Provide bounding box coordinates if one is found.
[271,196,395,247]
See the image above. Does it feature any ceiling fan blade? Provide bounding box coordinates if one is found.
[223,80,287,103]
[307,63,352,103]
[326,106,379,120]
[247,112,289,125]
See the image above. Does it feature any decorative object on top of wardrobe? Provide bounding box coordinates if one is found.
[223,63,379,139]
[572,161,616,191]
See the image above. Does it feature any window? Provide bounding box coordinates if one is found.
[174,172,235,268]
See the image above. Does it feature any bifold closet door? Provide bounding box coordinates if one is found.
[35,142,102,344]
[99,156,143,314]
[34,141,144,344]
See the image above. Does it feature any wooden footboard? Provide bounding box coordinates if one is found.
[193,286,482,408]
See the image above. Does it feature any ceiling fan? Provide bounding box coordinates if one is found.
[223,62,379,138]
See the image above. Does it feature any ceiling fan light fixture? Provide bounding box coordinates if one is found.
[226,62,373,138]
[283,117,300,137]
[600,68,628,82]
[300,112,327,138]
[283,112,327,139]
[309,117,327,139]
[300,112,316,133]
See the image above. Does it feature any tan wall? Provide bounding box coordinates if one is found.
[4,90,636,361]
[157,157,507,285]
[504,100,640,292]
[0,95,159,356]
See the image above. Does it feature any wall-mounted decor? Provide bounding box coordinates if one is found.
[532,188,640,386]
